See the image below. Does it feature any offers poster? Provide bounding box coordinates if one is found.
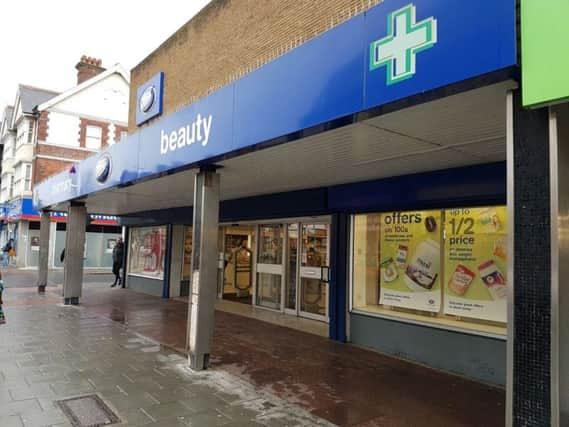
[379,210,442,313]
[443,206,507,322]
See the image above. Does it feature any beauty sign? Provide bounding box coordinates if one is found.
[378,210,442,312]
[443,206,507,323]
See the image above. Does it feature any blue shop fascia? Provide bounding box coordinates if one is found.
[34,0,518,386]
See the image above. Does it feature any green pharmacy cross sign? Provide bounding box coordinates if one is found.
[370,3,437,85]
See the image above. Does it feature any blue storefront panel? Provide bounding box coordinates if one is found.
[34,0,516,210]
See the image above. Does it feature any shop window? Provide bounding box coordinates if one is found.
[127,226,167,279]
[182,226,193,281]
[351,206,507,335]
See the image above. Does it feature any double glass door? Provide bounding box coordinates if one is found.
[254,222,329,321]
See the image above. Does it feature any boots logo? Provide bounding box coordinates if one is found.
[95,153,112,184]
[139,85,156,113]
[370,3,437,85]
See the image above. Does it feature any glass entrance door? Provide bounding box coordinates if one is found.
[284,224,298,314]
[219,225,255,304]
[255,224,284,310]
[283,222,330,321]
[299,223,329,320]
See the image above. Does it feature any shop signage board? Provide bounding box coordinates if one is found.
[521,0,569,107]
[364,0,516,109]
[378,209,442,312]
[34,0,516,210]
[136,72,164,126]
[443,206,507,322]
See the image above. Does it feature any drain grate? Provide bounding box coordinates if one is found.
[56,394,121,427]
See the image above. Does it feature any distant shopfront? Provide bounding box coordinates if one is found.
[1,197,121,268]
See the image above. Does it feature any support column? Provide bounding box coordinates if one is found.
[187,168,220,370]
[37,210,50,293]
[550,104,569,426]
[63,203,87,305]
[507,90,554,425]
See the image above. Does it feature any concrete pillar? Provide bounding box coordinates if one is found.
[187,168,220,370]
[63,203,87,305]
[37,211,50,293]
[15,220,29,268]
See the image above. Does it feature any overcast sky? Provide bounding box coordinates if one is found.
[0,0,211,109]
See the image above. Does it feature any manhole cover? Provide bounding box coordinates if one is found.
[56,394,121,427]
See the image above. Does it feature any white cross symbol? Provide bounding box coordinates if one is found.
[370,3,437,85]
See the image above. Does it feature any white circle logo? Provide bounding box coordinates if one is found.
[95,154,112,184]
[139,85,156,113]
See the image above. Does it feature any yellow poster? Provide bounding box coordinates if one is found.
[378,210,442,313]
[443,206,507,323]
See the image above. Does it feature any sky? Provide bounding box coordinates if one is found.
[0,0,211,109]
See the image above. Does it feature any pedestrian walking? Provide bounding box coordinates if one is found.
[111,238,125,288]
[0,271,5,324]
[2,239,14,269]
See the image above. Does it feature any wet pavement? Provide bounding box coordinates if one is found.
[1,278,506,426]
[1,267,114,288]
[0,292,332,426]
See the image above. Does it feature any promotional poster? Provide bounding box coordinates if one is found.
[378,210,442,313]
[443,206,507,323]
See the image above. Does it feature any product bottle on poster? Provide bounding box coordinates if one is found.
[380,257,398,283]
[395,245,408,268]
[478,260,507,300]
[404,239,440,291]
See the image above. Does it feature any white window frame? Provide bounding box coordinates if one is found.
[85,125,103,150]
[24,164,32,191]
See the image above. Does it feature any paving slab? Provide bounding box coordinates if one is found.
[0,296,333,427]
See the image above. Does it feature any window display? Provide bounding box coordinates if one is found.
[182,227,192,281]
[128,226,167,279]
[351,206,507,334]
[443,207,507,323]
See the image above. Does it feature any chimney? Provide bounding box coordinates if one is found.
[75,55,106,84]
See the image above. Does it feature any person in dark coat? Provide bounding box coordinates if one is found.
[111,238,125,288]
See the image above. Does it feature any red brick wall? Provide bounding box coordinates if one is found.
[37,111,49,141]
[114,124,128,143]
[79,118,109,148]
[33,144,94,185]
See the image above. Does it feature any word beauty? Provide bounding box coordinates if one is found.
[160,114,213,155]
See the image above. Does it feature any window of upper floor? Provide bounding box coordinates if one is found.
[14,163,31,192]
[86,125,102,150]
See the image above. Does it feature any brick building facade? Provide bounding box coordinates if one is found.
[129,0,384,131]
[1,57,129,268]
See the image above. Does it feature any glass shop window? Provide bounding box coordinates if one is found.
[127,226,167,279]
[351,207,507,335]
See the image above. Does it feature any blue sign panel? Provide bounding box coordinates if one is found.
[35,0,516,210]
[136,72,164,126]
[33,169,80,210]
[234,14,365,149]
[364,0,516,109]
[77,137,139,196]
[137,84,234,177]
